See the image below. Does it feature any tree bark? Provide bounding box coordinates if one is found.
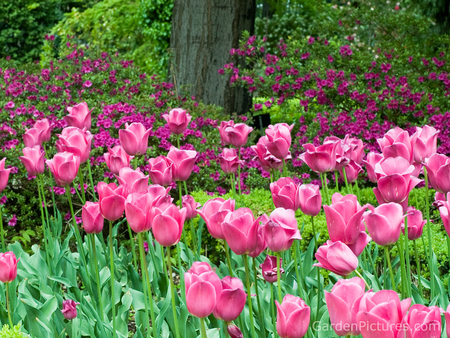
[170,0,256,115]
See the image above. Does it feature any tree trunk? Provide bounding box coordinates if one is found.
[170,0,256,115]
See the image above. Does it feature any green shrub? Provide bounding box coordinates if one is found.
[0,325,27,338]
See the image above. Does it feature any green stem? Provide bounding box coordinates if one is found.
[384,246,396,291]
[86,161,97,201]
[224,321,229,338]
[397,240,406,299]
[38,175,50,229]
[252,257,265,334]
[312,216,321,322]
[413,240,423,296]
[342,166,351,195]
[404,219,412,298]
[139,233,157,338]
[334,171,339,192]
[320,173,330,205]
[36,178,51,271]
[0,205,4,252]
[282,158,287,177]
[90,234,105,321]
[200,318,207,338]
[109,221,116,338]
[167,246,181,338]
[354,270,370,290]
[43,144,57,217]
[367,244,382,290]
[161,246,170,286]
[238,148,242,196]
[230,173,236,201]
[271,283,277,338]
[138,234,152,337]
[78,169,86,204]
[72,319,77,338]
[189,219,197,259]
[354,180,361,202]
[243,255,257,338]
[276,253,282,303]
[293,242,304,300]
[423,168,434,298]
[133,156,139,170]
[447,236,450,296]
[127,222,138,270]
[5,282,13,328]
[224,241,233,277]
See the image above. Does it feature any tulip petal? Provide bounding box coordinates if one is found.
[152,214,181,247]
[186,281,216,318]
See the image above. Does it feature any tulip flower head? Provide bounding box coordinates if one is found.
[104,145,132,175]
[227,324,243,338]
[162,108,192,135]
[0,251,19,283]
[404,304,441,338]
[197,198,235,240]
[152,202,186,246]
[270,177,300,211]
[19,146,45,176]
[403,206,426,240]
[276,294,310,338]
[297,183,322,216]
[300,141,339,173]
[218,148,241,174]
[185,262,222,318]
[119,122,151,156]
[364,203,404,246]
[82,201,104,234]
[223,123,253,147]
[314,240,358,276]
[46,152,80,187]
[34,118,52,143]
[116,167,149,196]
[213,276,247,322]
[23,127,43,148]
[64,102,92,130]
[251,135,285,171]
[97,182,127,221]
[413,125,439,164]
[167,146,197,181]
[125,193,155,233]
[56,127,93,163]
[61,300,80,320]
[265,123,294,160]
[248,215,268,258]
[0,158,12,194]
[148,156,174,186]
[424,153,450,194]
[377,126,416,164]
[260,255,284,283]
[182,195,201,220]
[263,208,301,252]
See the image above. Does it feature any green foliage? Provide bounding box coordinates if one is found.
[0,325,26,338]
[0,0,98,62]
[45,0,173,75]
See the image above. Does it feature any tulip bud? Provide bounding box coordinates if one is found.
[263,208,301,252]
[270,177,299,211]
[23,128,43,148]
[64,102,92,130]
[162,108,192,135]
[167,146,197,181]
[104,145,132,175]
[218,120,234,145]
[0,251,19,283]
[297,184,322,216]
[56,127,93,163]
[152,203,186,246]
[424,153,450,194]
[19,146,45,176]
[314,240,358,276]
[218,148,241,174]
[125,193,155,233]
[198,198,235,240]
[276,295,310,338]
[377,126,415,164]
[227,324,243,338]
[364,203,404,246]
[0,158,12,194]
[213,276,246,322]
[413,125,439,164]
[148,156,174,186]
[264,123,293,160]
[119,122,151,156]
[34,118,52,143]
[182,195,201,220]
[46,152,80,187]
[82,201,104,234]
[363,152,383,183]
[260,255,284,283]
[61,300,80,320]
[97,182,127,221]
[403,206,425,240]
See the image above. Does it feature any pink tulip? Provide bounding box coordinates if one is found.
[34,118,52,142]
[374,156,422,211]
[276,294,310,338]
[167,146,197,181]
[424,153,450,194]
[300,141,339,173]
[325,135,364,170]
[152,203,186,246]
[270,177,299,211]
[23,127,43,147]
[265,123,294,160]
[260,255,284,283]
[339,160,363,183]
[61,300,80,320]
[82,201,104,234]
[405,304,441,338]
[248,215,268,258]
[119,122,151,156]
[355,290,411,338]
[218,148,241,174]
[325,277,366,336]
[297,184,322,216]
[436,192,450,237]
[213,276,247,321]
[264,208,301,252]
[222,208,264,255]
[162,108,192,135]
[323,193,367,246]
[251,136,285,171]
[444,304,450,338]
[104,145,132,175]
[378,126,416,164]
[125,192,156,233]
[402,207,426,240]
[64,102,92,130]
[346,220,371,257]
[116,167,149,196]
[19,146,45,176]
[227,324,243,338]
[147,184,172,204]
[314,240,358,276]
[223,123,253,148]
[0,158,11,193]
[97,182,127,221]
[0,251,19,283]
[197,198,235,240]
[218,120,235,145]
[56,127,93,163]
[413,125,439,164]
[364,203,404,246]
[362,152,384,183]
[46,152,80,187]
[182,195,201,220]
[185,262,222,318]
[147,156,174,186]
